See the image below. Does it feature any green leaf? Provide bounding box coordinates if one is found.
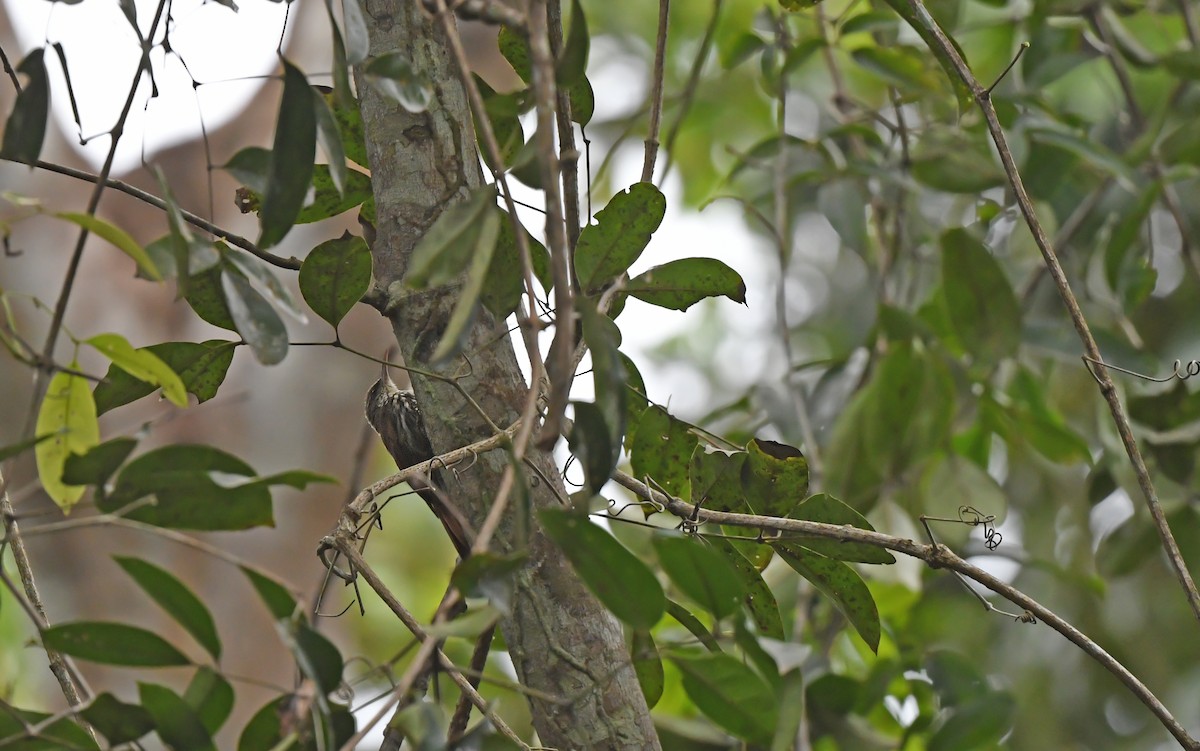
[291,622,345,694]
[341,0,369,63]
[787,493,896,564]
[741,438,810,518]
[114,556,222,661]
[928,692,1015,751]
[299,232,371,330]
[247,469,338,490]
[62,438,137,486]
[139,683,216,751]
[35,365,100,511]
[498,26,531,83]
[569,401,616,495]
[653,535,744,619]
[260,59,317,248]
[580,299,626,459]
[941,229,1020,365]
[451,551,527,613]
[81,693,154,745]
[241,697,363,751]
[242,566,300,621]
[42,622,190,667]
[771,669,805,751]
[911,130,1004,193]
[430,207,500,363]
[630,405,697,498]
[876,0,972,113]
[690,449,751,514]
[539,508,665,629]
[926,649,990,705]
[774,545,881,652]
[707,536,784,638]
[1026,127,1136,186]
[86,333,187,407]
[312,85,348,196]
[1160,49,1200,80]
[222,267,289,365]
[670,651,778,743]
[1104,182,1161,295]
[224,146,270,195]
[100,445,274,531]
[94,340,237,415]
[328,91,367,167]
[557,0,589,87]
[406,184,498,288]
[0,433,54,463]
[481,210,552,318]
[568,75,594,126]
[0,48,49,165]
[574,183,667,293]
[364,53,432,112]
[632,629,664,708]
[0,700,101,750]
[851,45,937,90]
[54,212,160,280]
[665,599,721,652]
[185,266,237,330]
[293,165,372,224]
[626,257,747,311]
[184,667,235,736]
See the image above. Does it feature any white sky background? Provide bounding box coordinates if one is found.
[4,0,772,417]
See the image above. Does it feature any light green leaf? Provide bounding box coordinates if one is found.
[86,333,187,407]
[941,228,1020,365]
[55,212,160,280]
[35,365,100,511]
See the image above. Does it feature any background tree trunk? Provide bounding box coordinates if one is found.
[354,1,661,747]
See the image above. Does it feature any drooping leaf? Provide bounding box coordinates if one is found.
[568,75,595,126]
[222,267,289,365]
[786,493,896,564]
[653,535,744,619]
[81,693,154,745]
[741,438,810,518]
[184,667,235,737]
[557,0,590,87]
[260,59,317,248]
[86,333,187,407]
[690,448,751,514]
[941,229,1020,366]
[430,207,500,363]
[568,401,616,495]
[42,622,190,667]
[54,212,160,280]
[580,299,626,457]
[625,257,747,312]
[669,651,778,744]
[139,683,216,751]
[1104,181,1161,298]
[224,146,271,196]
[94,340,237,415]
[774,545,881,652]
[99,445,274,531]
[35,365,100,511]
[631,629,664,708]
[406,184,498,288]
[114,556,222,661]
[574,183,667,293]
[312,83,348,197]
[299,232,371,330]
[61,437,136,487]
[0,48,49,165]
[290,621,345,694]
[630,405,697,498]
[242,566,300,621]
[481,210,552,318]
[771,669,806,751]
[363,53,432,112]
[707,536,784,638]
[539,508,665,629]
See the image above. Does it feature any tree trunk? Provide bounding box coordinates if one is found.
[355,1,661,748]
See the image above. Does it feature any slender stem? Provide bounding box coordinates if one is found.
[641,0,670,183]
[660,0,721,182]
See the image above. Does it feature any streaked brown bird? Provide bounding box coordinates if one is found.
[364,363,473,559]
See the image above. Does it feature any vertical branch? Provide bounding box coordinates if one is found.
[641,0,670,183]
[903,0,1200,623]
[660,0,721,182]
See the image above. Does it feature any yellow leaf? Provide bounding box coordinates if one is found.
[35,366,100,511]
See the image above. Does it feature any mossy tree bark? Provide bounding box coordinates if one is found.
[354,1,660,747]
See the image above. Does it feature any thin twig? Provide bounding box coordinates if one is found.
[660,0,721,182]
[641,0,670,183]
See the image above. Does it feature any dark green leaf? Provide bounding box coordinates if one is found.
[690,449,750,514]
[295,165,373,223]
[557,0,589,87]
[774,546,881,652]
[910,130,1004,193]
[94,340,237,415]
[329,91,367,167]
[665,599,721,652]
[1,48,49,165]
[242,566,300,620]
[669,651,778,743]
[630,405,697,498]
[42,622,190,667]
[430,207,500,363]
[741,438,810,517]
[653,535,743,618]
[498,26,531,83]
[580,299,626,457]
[1027,127,1136,185]
[299,232,371,329]
[341,0,369,63]
[184,667,235,737]
[1104,182,1161,295]
[450,551,527,613]
[539,508,665,629]
[139,683,215,751]
[707,536,784,638]
[392,703,447,751]
[481,210,552,318]
[114,556,222,660]
[260,59,317,248]
[1160,49,1200,80]
[786,493,895,564]
[292,622,344,694]
[928,692,1015,751]
[100,445,274,531]
[626,257,747,311]
[0,699,101,750]
[240,697,356,751]
[364,53,432,112]
[632,629,664,708]
[406,184,497,288]
[568,75,594,126]
[223,146,271,195]
[80,693,154,745]
[851,46,936,90]
[574,183,667,293]
[569,401,616,495]
[246,469,337,490]
[925,649,990,705]
[876,0,972,113]
[222,268,289,365]
[941,228,1020,365]
[185,266,238,331]
[312,87,348,196]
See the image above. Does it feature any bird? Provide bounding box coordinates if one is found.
[364,362,473,559]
